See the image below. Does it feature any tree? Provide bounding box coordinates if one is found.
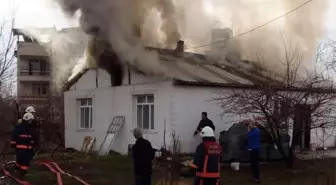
[0,16,15,94]
[35,92,64,156]
[214,42,336,169]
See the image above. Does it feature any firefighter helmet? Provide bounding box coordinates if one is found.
[23,112,34,121]
[25,106,36,113]
[200,126,214,138]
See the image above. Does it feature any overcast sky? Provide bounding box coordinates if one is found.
[0,0,335,38]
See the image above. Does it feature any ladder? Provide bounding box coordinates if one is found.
[98,116,125,156]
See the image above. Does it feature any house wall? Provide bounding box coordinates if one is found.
[170,86,245,152]
[64,69,336,155]
[64,69,174,154]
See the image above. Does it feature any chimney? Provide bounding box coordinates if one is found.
[175,40,184,52]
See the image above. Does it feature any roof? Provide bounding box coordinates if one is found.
[62,46,280,91]
[62,68,90,92]
[144,47,277,85]
[12,27,57,42]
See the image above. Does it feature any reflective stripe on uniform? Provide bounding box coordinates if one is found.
[190,164,198,169]
[20,166,29,170]
[16,145,32,149]
[196,172,220,178]
[203,155,208,173]
[19,134,32,138]
[10,141,16,144]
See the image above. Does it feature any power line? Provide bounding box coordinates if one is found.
[185,0,314,50]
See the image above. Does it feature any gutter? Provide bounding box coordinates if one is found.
[172,80,336,94]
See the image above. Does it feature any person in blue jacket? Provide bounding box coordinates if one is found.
[10,112,36,179]
[191,126,222,185]
[248,121,261,183]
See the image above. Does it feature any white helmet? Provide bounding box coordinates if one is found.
[23,112,34,121]
[25,106,36,113]
[200,126,214,138]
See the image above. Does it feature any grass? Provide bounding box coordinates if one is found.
[2,152,335,185]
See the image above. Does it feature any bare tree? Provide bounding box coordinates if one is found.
[0,16,15,94]
[0,8,17,155]
[33,93,64,156]
[214,42,336,169]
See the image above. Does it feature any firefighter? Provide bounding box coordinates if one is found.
[25,106,36,114]
[16,106,36,125]
[10,112,36,178]
[25,106,40,154]
[191,126,222,185]
[194,112,215,137]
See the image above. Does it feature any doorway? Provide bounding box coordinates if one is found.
[293,104,311,149]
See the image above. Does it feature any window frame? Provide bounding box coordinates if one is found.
[32,83,49,96]
[77,98,94,130]
[135,95,155,131]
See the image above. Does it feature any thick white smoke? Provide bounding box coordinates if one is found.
[24,27,89,89]
[26,0,329,88]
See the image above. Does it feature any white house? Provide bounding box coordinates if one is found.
[63,42,336,154]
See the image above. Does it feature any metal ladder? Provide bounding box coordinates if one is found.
[98,116,125,156]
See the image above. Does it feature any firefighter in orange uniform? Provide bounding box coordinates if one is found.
[10,112,36,179]
[190,126,222,185]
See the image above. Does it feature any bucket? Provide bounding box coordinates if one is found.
[230,162,240,171]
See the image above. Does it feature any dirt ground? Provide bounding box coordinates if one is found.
[0,152,335,185]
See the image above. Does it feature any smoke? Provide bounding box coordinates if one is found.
[24,27,89,90]
[201,0,329,70]
[26,0,328,87]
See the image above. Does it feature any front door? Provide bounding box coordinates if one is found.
[293,104,311,149]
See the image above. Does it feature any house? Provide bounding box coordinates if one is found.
[63,40,336,155]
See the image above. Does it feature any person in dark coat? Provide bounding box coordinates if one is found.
[194,112,215,136]
[191,126,222,185]
[248,121,261,184]
[132,128,156,185]
[10,112,37,179]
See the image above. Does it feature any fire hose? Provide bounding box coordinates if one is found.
[2,160,91,185]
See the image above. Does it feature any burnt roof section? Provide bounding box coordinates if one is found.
[62,68,90,92]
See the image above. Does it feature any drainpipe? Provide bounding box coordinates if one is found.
[94,33,98,88]
[128,66,131,85]
[96,68,98,88]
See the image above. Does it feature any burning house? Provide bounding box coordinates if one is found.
[50,0,334,155]
[62,37,336,154]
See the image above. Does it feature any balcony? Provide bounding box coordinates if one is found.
[18,95,49,104]
[18,69,50,82]
[16,42,48,56]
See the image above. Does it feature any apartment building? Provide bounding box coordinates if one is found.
[13,28,55,114]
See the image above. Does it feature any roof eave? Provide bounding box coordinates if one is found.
[172,79,336,93]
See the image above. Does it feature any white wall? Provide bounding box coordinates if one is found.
[310,128,336,148]
[64,69,336,154]
[64,69,174,154]
[170,86,244,153]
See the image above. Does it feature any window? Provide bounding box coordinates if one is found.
[136,95,154,130]
[78,98,93,129]
[28,59,49,75]
[32,84,48,95]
